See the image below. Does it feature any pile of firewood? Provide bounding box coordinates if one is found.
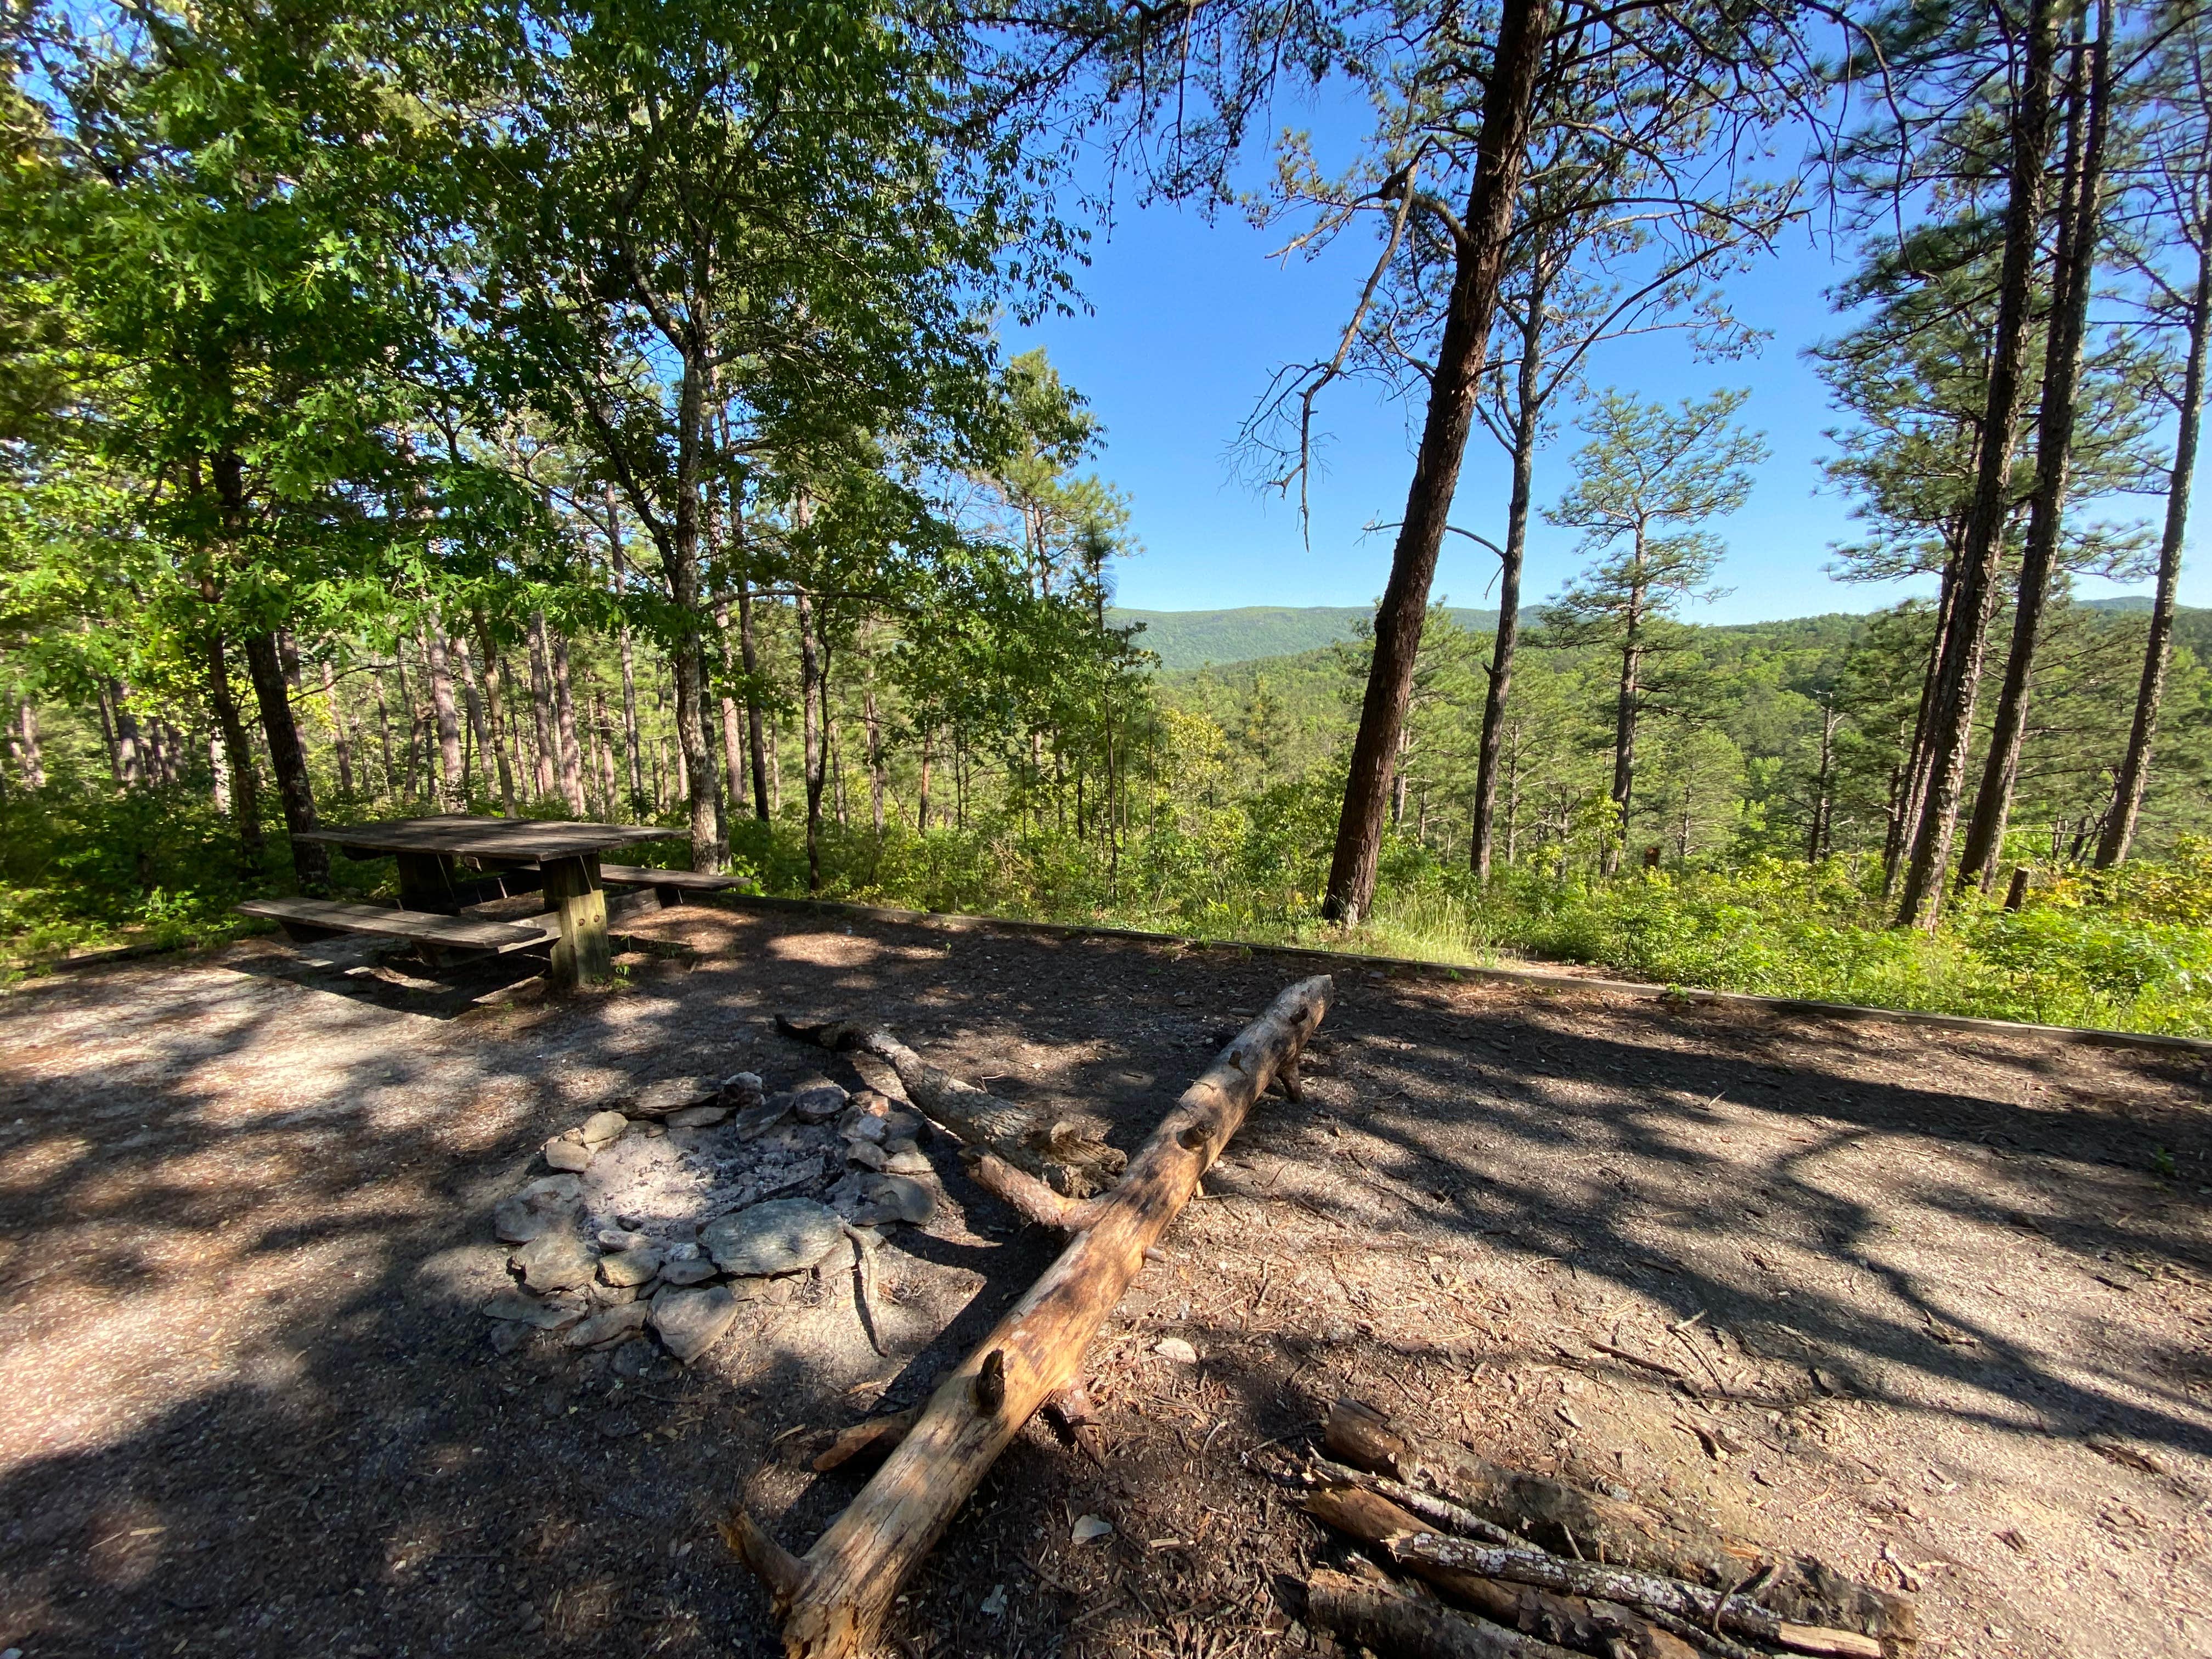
[1282,1398,1914,1659]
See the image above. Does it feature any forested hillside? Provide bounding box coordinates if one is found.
[1109,606,1499,669]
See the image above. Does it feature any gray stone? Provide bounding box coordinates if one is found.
[859,1175,937,1227]
[733,1097,792,1140]
[599,1248,664,1288]
[839,1108,888,1143]
[578,1110,630,1147]
[701,1197,845,1276]
[510,1230,595,1294]
[481,1289,587,1330]
[845,1139,889,1172]
[565,1301,651,1350]
[881,1111,924,1142]
[789,1083,850,1123]
[651,1284,743,1363]
[589,1280,640,1305]
[489,1320,533,1355]
[658,1255,720,1287]
[597,1228,648,1252]
[884,1146,932,1176]
[666,1105,728,1128]
[621,1076,720,1119]
[543,1134,592,1173]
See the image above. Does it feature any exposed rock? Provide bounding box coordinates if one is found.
[620,1076,721,1119]
[719,1071,765,1104]
[881,1111,923,1142]
[701,1197,845,1276]
[597,1228,648,1252]
[839,1109,888,1144]
[651,1284,743,1363]
[489,1320,533,1355]
[733,1097,792,1140]
[857,1174,937,1227]
[578,1110,631,1148]
[658,1255,720,1286]
[482,1289,587,1330]
[566,1301,652,1350]
[590,1280,640,1305]
[1154,1337,1200,1365]
[845,1139,889,1172]
[510,1230,595,1294]
[495,1175,584,1244]
[884,1146,932,1176]
[599,1247,663,1288]
[543,1134,592,1173]
[789,1082,850,1123]
[666,1105,728,1128]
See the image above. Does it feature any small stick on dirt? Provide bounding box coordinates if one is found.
[1301,1568,1582,1659]
[1587,1339,1694,1385]
[1308,1455,1519,1547]
[1389,1534,1884,1659]
[811,1408,922,1474]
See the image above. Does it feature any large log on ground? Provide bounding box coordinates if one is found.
[776,1014,1126,1196]
[1325,1398,1912,1645]
[733,975,1334,1658]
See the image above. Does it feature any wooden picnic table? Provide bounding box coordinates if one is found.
[294,815,687,987]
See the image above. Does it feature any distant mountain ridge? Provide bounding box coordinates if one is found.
[1112,598,2209,671]
[1109,605,1499,669]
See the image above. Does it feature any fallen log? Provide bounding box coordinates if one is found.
[1304,1486,1706,1659]
[1325,1398,1912,1645]
[1301,1568,1584,1659]
[775,1013,1126,1198]
[1390,1534,1885,1659]
[733,975,1334,1658]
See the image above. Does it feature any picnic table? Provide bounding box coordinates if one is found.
[238,815,732,988]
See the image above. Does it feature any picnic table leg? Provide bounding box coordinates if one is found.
[394,851,460,913]
[543,854,612,988]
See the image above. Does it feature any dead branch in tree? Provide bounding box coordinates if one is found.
[735,975,1335,1658]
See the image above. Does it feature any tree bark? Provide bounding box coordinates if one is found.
[527,611,557,800]
[2098,218,2209,864]
[1301,1569,1581,1659]
[242,631,329,893]
[798,588,825,889]
[1323,0,1551,924]
[549,622,586,816]
[732,978,1334,1659]
[1960,1,2111,892]
[1895,0,2058,928]
[206,634,262,871]
[737,579,771,821]
[664,357,727,871]
[471,623,520,818]
[420,619,466,810]
[12,699,43,790]
[1472,264,1550,881]
[1882,562,1957,896]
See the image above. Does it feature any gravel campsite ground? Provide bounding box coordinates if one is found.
[0,900,2207,1659]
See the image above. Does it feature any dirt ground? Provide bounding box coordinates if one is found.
[0,900,2207,1659]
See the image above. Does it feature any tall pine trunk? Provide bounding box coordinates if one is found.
[1323,0,1551,923]
[549,624,586,816]
[2098,210,2209,864]
[1895,0,2058,928]
[471,618,520,817]
[1471,262,1549,880]
[12,699,44,790]
[715,598,748,816]
[1960,2,2110,891]
[1884,560,1959,895]
[319,659,356,798]
[421,619,466,810]
[663,358,726,869]
[797,589,825,889]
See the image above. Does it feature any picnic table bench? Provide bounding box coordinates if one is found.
[239,815,739,988]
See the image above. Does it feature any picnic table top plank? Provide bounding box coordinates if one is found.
[238,896,560,952]
[293,815,684,862]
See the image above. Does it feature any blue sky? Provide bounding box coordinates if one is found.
[1010,102,2208,625]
